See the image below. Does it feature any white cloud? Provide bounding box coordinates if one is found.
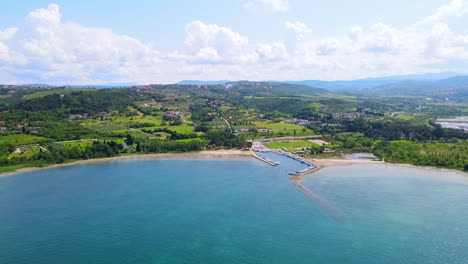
[0,28,18,42]
[185,20,248,54]
[316,39,340,56]
[183,20,256,64]
[362,23,401,53]
[256,42,289,61]
[244,0,289,12]
[348,26,363,41]
[3,1,468,84]
[285,21,311,33]
[417,0,468,25]
[2,4,162,84]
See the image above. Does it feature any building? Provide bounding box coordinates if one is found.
[164,111,182,119]
[283,118,312,125]
[234,128,250,134]
[26,127,43,133]
[0,127,6,134]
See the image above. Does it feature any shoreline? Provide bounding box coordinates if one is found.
[311,158,467,176]
[1,150,466,178]
[0,149,253,178]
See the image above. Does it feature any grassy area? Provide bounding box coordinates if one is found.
[253,121,314,136]
[0,134,52,146]
[264,140,317,152]
[393,113,414,120]
[23,88,94,100]
[159,125,195,134]
[0,164,32,173]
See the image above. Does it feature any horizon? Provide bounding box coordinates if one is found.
[4,71,467,87]
[1,1,468,84]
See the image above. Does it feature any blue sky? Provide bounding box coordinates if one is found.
[1,0,467,84]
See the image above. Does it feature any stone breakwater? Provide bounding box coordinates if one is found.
[255,147,344,221]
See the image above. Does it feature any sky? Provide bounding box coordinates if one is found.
[1,0,468,84]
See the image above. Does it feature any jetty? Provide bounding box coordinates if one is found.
[250,149,279,166]
[253,142,344,221]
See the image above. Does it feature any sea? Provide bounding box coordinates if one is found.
[0,153,467,264]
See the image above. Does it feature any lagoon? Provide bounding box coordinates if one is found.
[0,154,467,264]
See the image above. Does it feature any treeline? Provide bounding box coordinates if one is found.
[150,128,198,140]
[374,140,468,170]
[234,97,306,116]
[343,118,468,140]
[0,139,207,168]
[14,89,137,114]
[0,141,124,167]
[135,139,204,153]
[202,130,249,148]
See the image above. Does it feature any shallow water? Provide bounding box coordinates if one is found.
[0,155,467,264]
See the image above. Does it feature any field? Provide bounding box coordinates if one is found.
[254,121,315,136]
[0,134,52,146]
[23,88,94,100]
[264,140,318,152]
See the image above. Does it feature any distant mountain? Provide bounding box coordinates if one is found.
[177,80,231,85]
[64,82,139,88]
[19,84,56,88]
[222,81,328,96]
[355,75,468,101]
[284,72,462,91]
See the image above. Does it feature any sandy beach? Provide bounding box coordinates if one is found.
[1,149,466,178]
[0,149,253,178]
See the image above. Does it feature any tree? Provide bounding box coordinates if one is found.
[136,142,141,152]
[126,134,134,145]
[464,164,468,171]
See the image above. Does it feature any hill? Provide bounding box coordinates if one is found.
[354,76,468,101]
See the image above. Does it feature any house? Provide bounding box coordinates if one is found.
[68,113,88,120]
[0,121,5,125]
[257,128,271,133]
[0,127,6,134]
[26,127,43,133]
[234,128,250,134]
[283,118,312,125]
[164,111,182,119]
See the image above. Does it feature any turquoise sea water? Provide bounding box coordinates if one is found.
[0,154,467,264]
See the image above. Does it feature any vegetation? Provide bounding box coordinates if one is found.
[1,81,467,172]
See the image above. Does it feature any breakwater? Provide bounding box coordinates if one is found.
[256,147,344,221]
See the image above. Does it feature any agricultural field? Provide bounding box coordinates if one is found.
[264,140,318,152]
[253,121,314,136]
[23,88,94,100]
[0,134,52,146]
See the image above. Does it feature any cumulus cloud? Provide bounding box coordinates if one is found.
[417,0,468,25]
[285,21,311,34]
[362,23,401,53]
[183,20,260,65]
[316,39,340,56]
[243,0,289,12]
[185,21,248,55]
[2,1,468,84]
[2,4,162,84]
[348,26,363,41]
[256,42,289,61]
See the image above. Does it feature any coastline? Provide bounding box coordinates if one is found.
[311,158,467,176]
[1,149,466,178]
[0,149,253,178]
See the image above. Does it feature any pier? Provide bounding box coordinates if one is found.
[252,142,345,221]
[250,149,279,166]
